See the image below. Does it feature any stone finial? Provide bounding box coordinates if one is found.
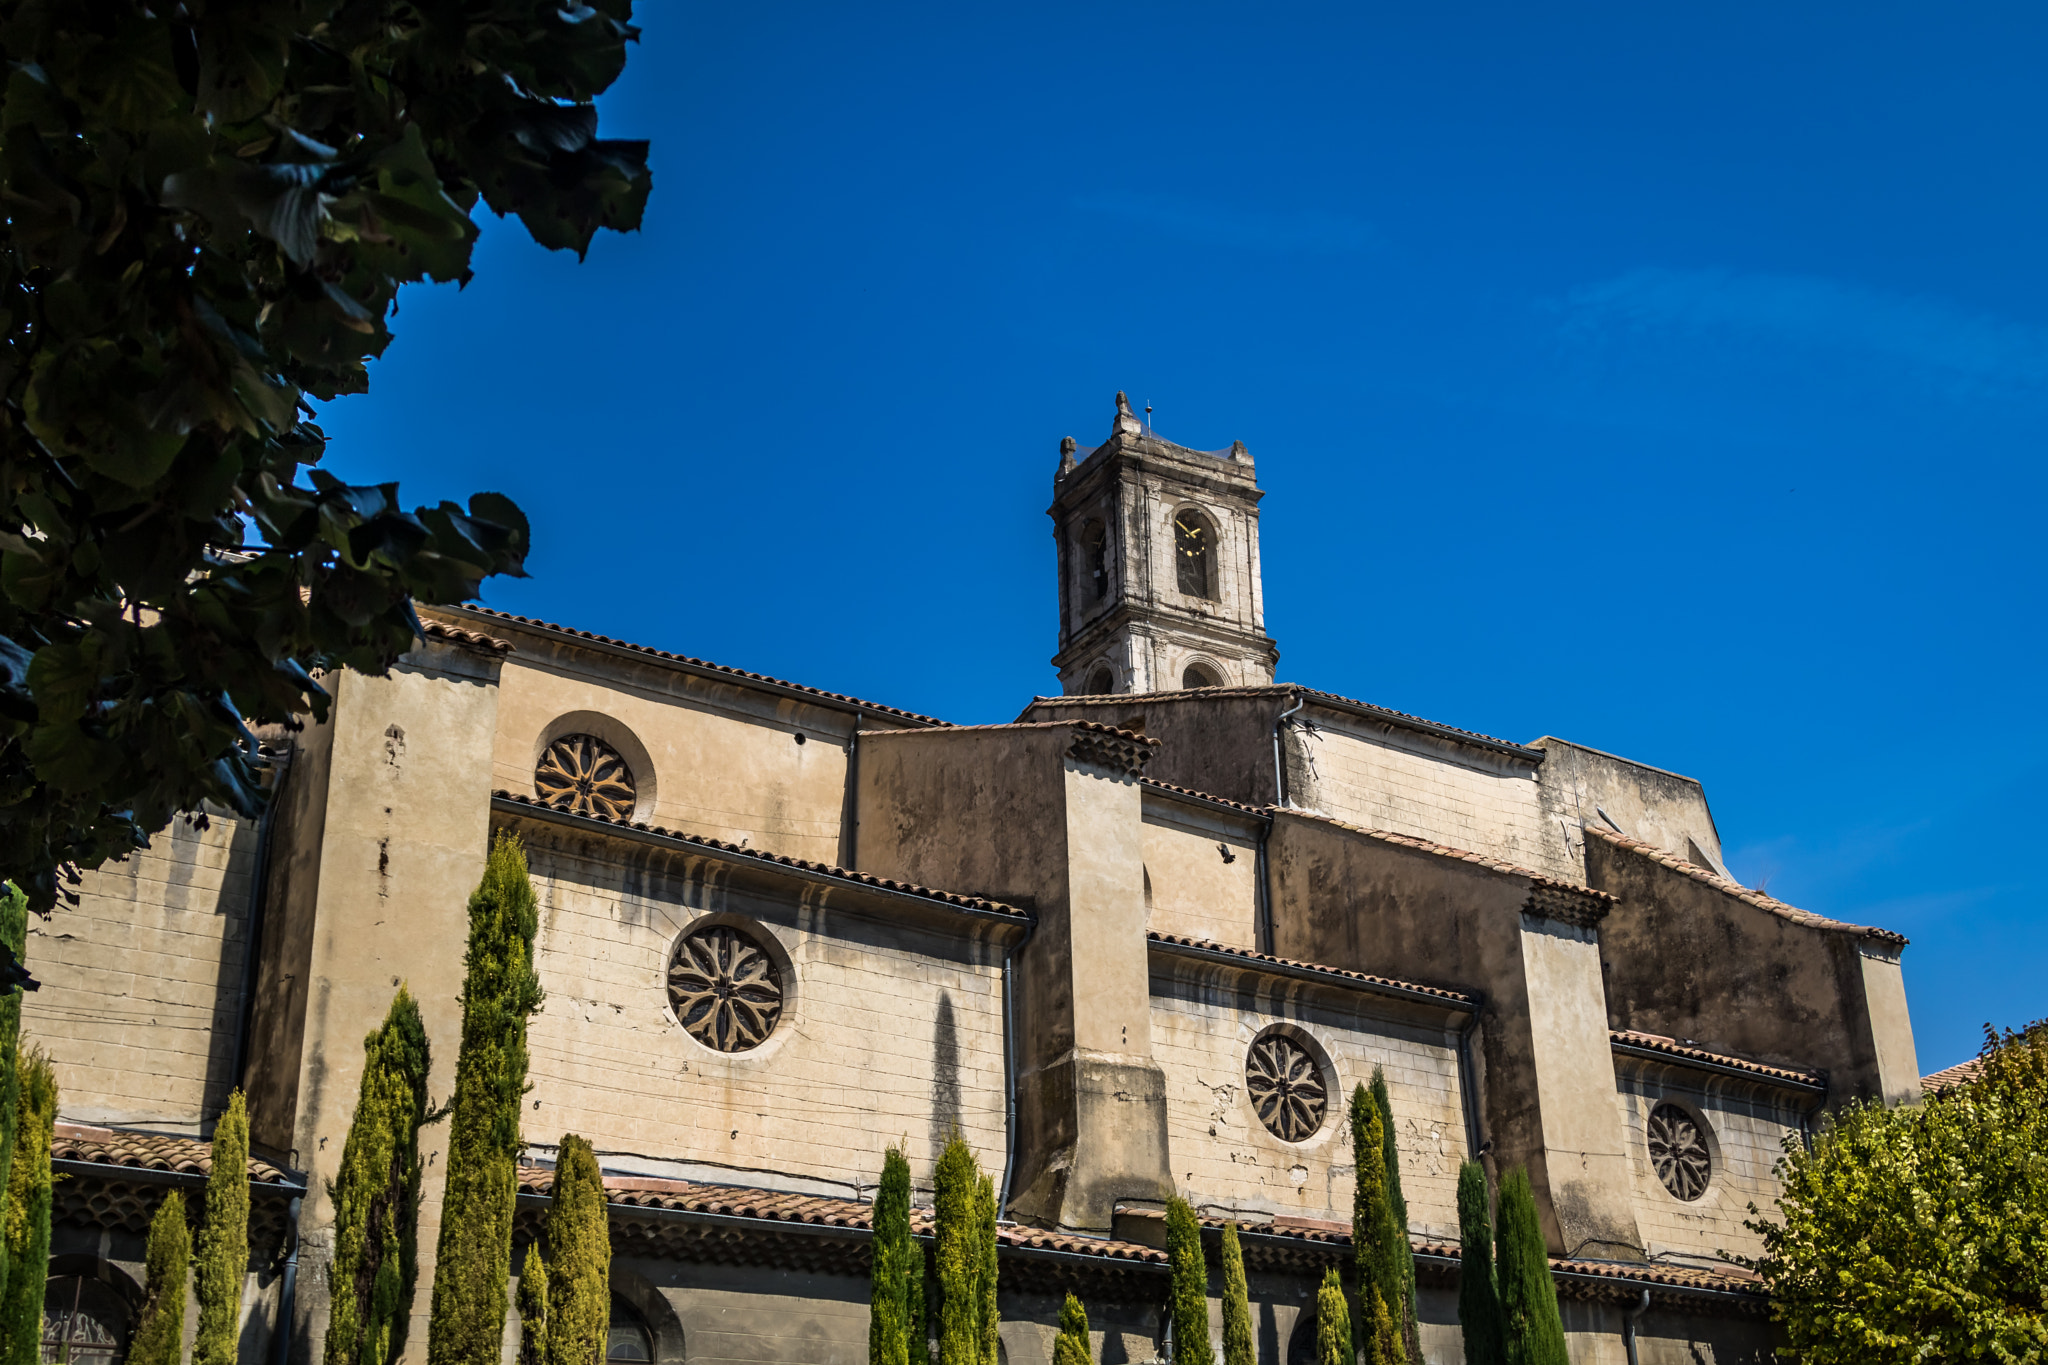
[1112,390,1143,437]
[1058,435,1078,477]
[1228,439,1253,467]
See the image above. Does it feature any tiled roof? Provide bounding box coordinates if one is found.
[1148,933,1478,1009]
[1138,778,1269,816]
[1196,1214,1763,1302]
[492,791,1028,920]
[52,1125,301,1186]
[1611,1031,1826,1091]
[518,1169,1167,1265]
[1281,809,1614,903]
[1023,685,1538,758]
[1587,828,1907,948]
[418,619,514,655]
[448,605,949,727]
[1921,1056,1985,1094]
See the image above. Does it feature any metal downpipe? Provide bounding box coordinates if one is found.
[1623,1287,1651,1365]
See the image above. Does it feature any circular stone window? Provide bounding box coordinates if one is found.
[668,923,785,1052]
[1246,1030,1328,1142]
[535,733,637,820]
[1647,1102,1712,1201]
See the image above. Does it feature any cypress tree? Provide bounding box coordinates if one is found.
[0,1048,53,1365]
[1218,1223,1253,1365]
[870,1146,913,1365]
[194,1088,250,1365]
[1313,1268,1350,1365]
[428,833,545,1365]
[1349,1084,1405,1365]
[1495,1168,1568,1365]
[933,1136,980,1365]
[1052,1293,1091,1365]
[1370,1068,1419,1361]
[906,1235,930,1365]
[129,1191,192,1365]
[516,1250,549,1365]
[1164,1197,1213,1365]
[326,988,433,1365]
[1456,1162,1503,1365]
[973,1173,999,1365]
[542,1136,611,1365]
[0,883,26,1305]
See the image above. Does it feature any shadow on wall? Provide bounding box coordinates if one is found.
[930,990,961,1159]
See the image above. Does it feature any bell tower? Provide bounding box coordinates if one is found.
[1049,393,1280,695]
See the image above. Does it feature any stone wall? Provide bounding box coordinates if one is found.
[1614,1057,1809,1267]
[25,808,259,1132]
[1140,794,1262,949]
[1147,951,1471,1240]
[1291,715,1557,878]
[518,825,1011,1195]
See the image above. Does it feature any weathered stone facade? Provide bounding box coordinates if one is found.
[21,395,1921,1363]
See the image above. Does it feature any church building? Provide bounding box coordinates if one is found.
[23,394,1921,1364]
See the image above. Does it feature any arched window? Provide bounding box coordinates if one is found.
[42,1274,130,1365]
[1086,666,1115,695]
[1174,510,1216,599]
[1182,663,1221,689]
[606,1294,654,1363]
[1079,520,1109,603]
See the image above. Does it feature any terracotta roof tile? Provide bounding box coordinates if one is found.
[52,1125,300,1186]
[418,619,514,655]
[1023,685,1536,757]
[1139,778,1268,816]
[1587,828,1907,947]
[1921,1057,1985,1094]
[1281,809,1615,903]
[1148,933,1478,1008]
[1611,1031,1826,1090]
[492,790,1027,919]
[450,605,948,727]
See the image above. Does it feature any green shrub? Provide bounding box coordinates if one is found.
[543,1136,611,1365]
[516,1250,548,1365]
[1370,1069,1419,1360]
[1313,1268,1351,1365]
[0,1049,53,1365]
[428,833,544,1365]
[870,1146,913,1365]
[0,883,26,1304]
[1744,1022,2048,1363]
[1218,1223,1253,1365]
[1455,1162,1502,1365]
[194,1088,250,1365]
[1165,1197,1213,1365]
[326,988,433,1365]
[973,1174,998,1365]
[1349,1083,1405,1365]
[128,1191,192,1365]
[1052,1293,1091,1365]
[933,1136,981,1365]
[906,1233,930,1365]
[1495,1168,1567,1365]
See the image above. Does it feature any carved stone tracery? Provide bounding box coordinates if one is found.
[668,924,784,1053]
[1246,1032,1327,1143]
[535,733,637,821]
[1648,1102,1711,1200]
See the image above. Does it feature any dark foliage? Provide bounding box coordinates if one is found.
[1495,1168,1568,1365]
[194,1088,248,1365]
[0,0,651,909]
[1053,1293,1091,1365]
[1165,1196,1214,1365]
[128,1190,191,1365]
[1218,1222,1253,1365]
[542,1135,610,1365]
[869,1146,913,1365]
[1455,1162,1502,1365]
[0,1048,51,1365]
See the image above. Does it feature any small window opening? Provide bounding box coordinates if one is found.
[41,1276,129,1365]
[1174,510,1215,598]
[1085,666,1115,695]
[1081,520,1109,603]
[606,1295,654,1363]
[1182,663,1221,689]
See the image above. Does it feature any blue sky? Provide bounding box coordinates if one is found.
[319,4,2045,1073]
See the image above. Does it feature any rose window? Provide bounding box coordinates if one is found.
[1246,1032,1327,1142]
[668,924,785,1052]
[535,733,636,820]
[1647,1102,1711,1200]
